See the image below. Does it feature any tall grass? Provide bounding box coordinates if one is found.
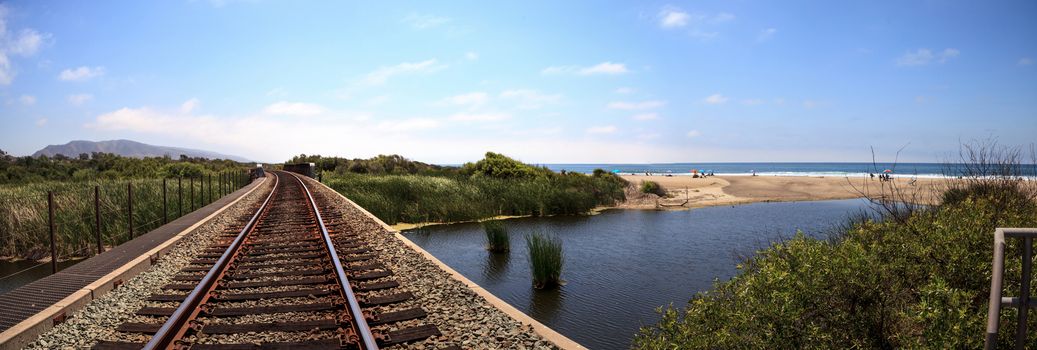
[0,175,241,260]
[525,231,563,289]
[483,220,509,252]
[324,172,626,224]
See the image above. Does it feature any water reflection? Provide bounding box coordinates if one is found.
[528,286,565,324]
[483,251,510,282]
[403,199,873,349]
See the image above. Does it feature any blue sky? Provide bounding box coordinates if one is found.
[0,1,1034,163]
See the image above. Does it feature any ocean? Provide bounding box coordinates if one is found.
[542,162,1037,178]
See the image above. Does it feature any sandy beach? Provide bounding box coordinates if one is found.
[619,175,946,209]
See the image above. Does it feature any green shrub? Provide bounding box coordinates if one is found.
[483,220,509,252]
[640,180,666,196]
[525,231,564,289]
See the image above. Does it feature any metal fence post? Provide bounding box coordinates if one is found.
[163,178,168,224]
[208,173,212,204]
[190,176,195,211]
[178,177,183,217]
[48,191,57,274]
[1017,237,1032,348]
[128,182,134,240]
[95,185,103,254]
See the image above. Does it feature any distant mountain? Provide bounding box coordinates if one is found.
[32,140,250,162]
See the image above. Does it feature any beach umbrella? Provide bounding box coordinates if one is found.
[611,169,620,173]
[691,169,698,174]
[883,169,893,173]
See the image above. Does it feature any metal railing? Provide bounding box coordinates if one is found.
[985,227,1037,350]
[0,170,250,280]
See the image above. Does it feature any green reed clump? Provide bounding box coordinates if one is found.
[483,220,509,252]
[525,231,563,289]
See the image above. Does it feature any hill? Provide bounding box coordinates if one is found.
[32,140,249,162]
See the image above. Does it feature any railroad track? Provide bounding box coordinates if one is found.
[94,171,441,349]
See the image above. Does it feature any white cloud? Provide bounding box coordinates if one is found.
[19,94,35,105]
[85,101,717,164]
[897,48,959,66]
[365,59,445,85]
[499,89,561,109]
[67,93,93,105]
[440,92,488,107]
[632,113,658,121]
[0,6,50,85]
[180,98,200,114]
[448,112,510,122]
[686,130,701,138]
[712,13,735,23]
[402,13,451,29]
[0,54,11,85]
[263,101,325,116]
[606,100,665,110]
[587,125,617,134]
[656,7,733,41]
[35,118,47,127]
[614,87,635,94]
[59,66,105,81]
[758,28,777,42]
[542,62,629,75]
[465,51,479,61]
[658,6,690,28]
[1019,57,1033,66]
[703,94,728,105]
[580,62,628,75]
[939,48,959,63]
[689,30,719,40]
[7,29,47,56]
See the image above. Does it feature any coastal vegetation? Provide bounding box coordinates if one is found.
[634,143,1037,349]
[525,231,564,289]
[639,180,666,197]
[483,220,510,253]
[319,152,628,224]
[0,151,249,259]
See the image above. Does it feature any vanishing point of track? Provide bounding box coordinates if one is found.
[94,171,441,349]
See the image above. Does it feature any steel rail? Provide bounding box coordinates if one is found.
[143,174,279,350]
[289,171,380,350]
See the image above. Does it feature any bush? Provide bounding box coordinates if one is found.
[483,220,509,252]
[640,180,666,196]
[525,231,564,289]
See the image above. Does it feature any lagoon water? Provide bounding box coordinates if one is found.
[403,199,876,349]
